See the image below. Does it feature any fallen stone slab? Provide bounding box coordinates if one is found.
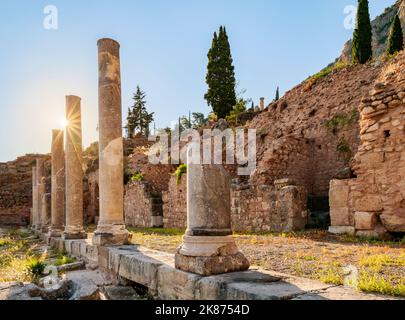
[56,261,85,273]
[28,280,73,300]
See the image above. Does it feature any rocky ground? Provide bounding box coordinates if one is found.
[128,228,405,298]
[0,227,147,300]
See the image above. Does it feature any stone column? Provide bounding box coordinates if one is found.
[260,97,265,111]
[175,151,250,276]
[49,130,65,237]
[31,166,38,228]
[93,38,129,246]
[40,177,51,233]
[63,95,86,240]
[36,159,45,231]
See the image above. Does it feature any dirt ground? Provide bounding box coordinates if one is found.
[128,228,405,297]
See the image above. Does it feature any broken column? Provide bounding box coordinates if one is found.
[175,151,250,276]
[49,130,65,237]
[93,38,129,246]
[36,159,45,231]
[31,166,38,228]
[63,95,86,240]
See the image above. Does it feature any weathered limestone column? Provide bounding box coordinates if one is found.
[63,95,86,240]
[175,152,250,276]
[36,159,45,231]
[40,178,51,233]
[49,130,65,237]
[31,166,38,228]
[93,38,129,246]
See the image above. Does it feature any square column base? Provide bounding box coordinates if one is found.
[62,231,87,240]
[48,228,64,238]
[175,252,250,276]
[92,230,131,246]
[175,235,250,276]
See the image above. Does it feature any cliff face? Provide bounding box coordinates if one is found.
[339,0,405,63]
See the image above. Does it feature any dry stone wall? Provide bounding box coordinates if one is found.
[330,52,405,237]
[162,175,187,229]
[124,180,163,228]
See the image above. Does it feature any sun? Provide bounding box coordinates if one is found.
[61,119,69,129]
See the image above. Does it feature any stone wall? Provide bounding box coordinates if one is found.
[231,179,309,233]
[0,155,49,226]
[162,174,308,233]
[162,175,187,229]
[330,53,405,237]
[124,181,163,228]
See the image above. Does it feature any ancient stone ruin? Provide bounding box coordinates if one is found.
[329,53,405,238]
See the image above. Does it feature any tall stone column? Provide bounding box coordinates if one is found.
[49,130,65,237]
[36,159,45,231]
[175,152,250,276]
[63,95,86,240]
[40,177,51,233]
[93,38,129,246]
[31,166,38,228]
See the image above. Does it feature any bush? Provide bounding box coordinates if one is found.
[27,258,46,277]
[54,255,75,266]
[174,164,187,185]
[131,172,144,182]
[309,61,349,82]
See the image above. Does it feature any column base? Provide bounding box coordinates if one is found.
[41,226,50,234]
[62,231,87,240]
[48,228,64,238]
[175,236,250,276]
[92,224,131,246]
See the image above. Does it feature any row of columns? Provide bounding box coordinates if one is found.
[31,38,129,246]
[30,37,249,276]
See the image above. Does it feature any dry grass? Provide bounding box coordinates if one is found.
[128,228,405,297]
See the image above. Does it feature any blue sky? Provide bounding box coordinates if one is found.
[0,0,396,162]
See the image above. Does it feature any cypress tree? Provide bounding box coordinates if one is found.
[352,0,372,64]
[205,26,237,119]
[275,86,280,101]
[387,14,404,55]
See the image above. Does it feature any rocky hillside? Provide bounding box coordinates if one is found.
[248,59,390,197]
[339,0,405,63]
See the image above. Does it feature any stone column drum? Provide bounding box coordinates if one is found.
[93,38,129,246]
[31,166,38,228]
[175,152,250,276]
[63,95,86,240]
[49,129,65,237]
[36,159,45,231]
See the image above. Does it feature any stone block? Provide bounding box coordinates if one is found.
[330,207,351,226]
[85,244,99,266]
[197,271,280,300]
[64,240,74,254]
[71,241,85,258]
[355,195,383,212]
[157,265,201,300]
[354,212,378,230]
[117,252,164,295]
[328,226,356,235]
[329,181,349,208]
[97,246,111,270]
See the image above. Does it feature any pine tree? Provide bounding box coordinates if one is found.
[204,26,237,119]
[352,0,372,64]
[387,14,404,55]
[130,86,154,137]
[126,108,136,138]
[275,86,280,101]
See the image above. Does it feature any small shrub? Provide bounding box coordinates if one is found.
[27,258,46,277]
[131,172,144,182]
[174,164,187,185]
[326,108,359,133]
[54,255,75,267]
[309,61,349,82]
[357,271,405,297]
